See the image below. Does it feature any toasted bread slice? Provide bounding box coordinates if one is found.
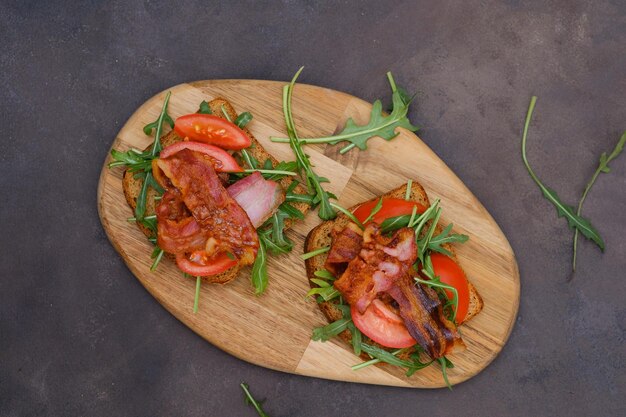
[123,98,309,284]
[304,180,483,348]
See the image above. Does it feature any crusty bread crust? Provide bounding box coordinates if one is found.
[122,98,309,284]
[304,180,483,351]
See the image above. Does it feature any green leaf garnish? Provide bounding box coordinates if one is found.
[572,130,625,273]
[235,111,253,128]
[362,198,383,224]
[270,72,419,155]
[521,96,604,250]
[301,246,330,260]
[251,237,268,295]
[281,67,336,220]
[307,269,339,301]
[109,92,172,247]
[240,383,270,417]
[438,356,454,390]
[312,316,351,341]
[143,93,174,138]
[197,100,212,114]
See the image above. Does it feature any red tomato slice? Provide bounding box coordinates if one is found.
[429,253,470,323]
[175,251,237,276]
[351,299,417,348]
[352,198,426,225]
[174,114,252,150]
[159,141,243,172]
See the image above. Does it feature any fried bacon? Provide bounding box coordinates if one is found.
[155,188,206,254]
[324,222,364,275]
[331,222,464,359]
[387,275,465,358]
[333,224,417,314]
[156,149,259,265]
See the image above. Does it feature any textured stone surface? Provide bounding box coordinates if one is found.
[1,1,624,416]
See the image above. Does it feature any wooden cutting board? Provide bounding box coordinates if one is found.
[97,79,520,388]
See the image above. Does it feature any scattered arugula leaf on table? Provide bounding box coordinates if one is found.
[571,130,626,274]
[240,383,271,417]
[521,96,604,251]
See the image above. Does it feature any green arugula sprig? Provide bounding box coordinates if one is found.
[306,269,340,302]
[197,100,212,114]
[109,92,173,271]
[522,96,604,250]
[240,383,271,417]
[572,131,626,273]
[270,72,418,155]
[280,67,337,220]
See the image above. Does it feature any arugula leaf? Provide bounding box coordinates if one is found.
[235,111,253,128]
[240,383,271,417]
[438,356,454,390]
[380,214,411,233]
[270,72,419,155]
[143,95,174,138]
[312,317,351,341]
[572,130,626,272]
[427,223,469,256]
[251,237,268,295]
[307,269,339,302]
[522,96,604,250]
[281,67,336,220]
[358,343,432,376]
[197,100,212,114]
[348,322,362,356]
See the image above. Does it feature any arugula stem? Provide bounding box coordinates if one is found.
[330,202,364,229]
[193,276,201,313]
[150,249,164,272]
[243,169,297,176]
[151,91,172,157]
[339,143,356,154]
[270,113,406,144]
[522,96,604,253]
[521,97,543,187]
[301,246,330,260]
[240,383,270,417]
[282,68,336,220]
[404,179,413,201]
[386,71,398,93]
[572,130,626,272]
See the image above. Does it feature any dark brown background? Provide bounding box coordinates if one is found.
[1,1,624,416]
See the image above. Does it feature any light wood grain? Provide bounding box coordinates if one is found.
[97,80,519,388]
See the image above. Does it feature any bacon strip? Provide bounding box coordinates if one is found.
[334,224,417,313]
[331,222,464,359]
[324,222,364,276]
[156,149,259,265]
[387,276,465,358]
[227,172,285,228]
[155,189,206,254]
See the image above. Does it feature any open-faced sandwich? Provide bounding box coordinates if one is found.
[303,180,483,386]
[109,94,310,301]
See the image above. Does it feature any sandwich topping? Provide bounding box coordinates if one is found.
[155,148,260,268]
[328,222,464,359]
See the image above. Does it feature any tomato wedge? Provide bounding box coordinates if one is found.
[174,114,251,150]
[175,251,237,276]
[352,198,426,225]
[429,253,470,323]
[159,141,243,172]
[351,299,416,348]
